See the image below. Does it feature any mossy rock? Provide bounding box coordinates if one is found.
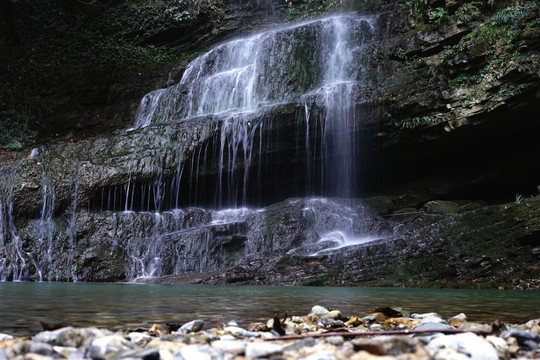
[423,200,460,215]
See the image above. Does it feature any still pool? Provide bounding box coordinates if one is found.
[0,283,538,336]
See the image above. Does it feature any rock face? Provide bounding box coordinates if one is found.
[0,0,539,287]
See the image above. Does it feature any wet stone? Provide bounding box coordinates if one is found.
[1,307,540,360]
[425,332,498,360]
[129,331,153,345]
[324,336,344,346]
[5,340,56,359]
[0,334,14,342]
[211,339,248,354]
[323,310,343,320]
[245,342,284,358]
[178,319,204,334]
[311,305,330,317]
[414,322,453,331]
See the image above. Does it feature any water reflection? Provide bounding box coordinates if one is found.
[0,283,539,336]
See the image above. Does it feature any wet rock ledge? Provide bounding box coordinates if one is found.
[1,305,539,360]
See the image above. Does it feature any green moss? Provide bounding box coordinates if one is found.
[298,274,336,286]
[275,255,305,268]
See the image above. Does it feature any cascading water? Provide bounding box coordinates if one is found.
[1,13,385,282]
[37,164,56,281]
[128,14,377,209]
[106,14,381,280]
[0,168,28,281]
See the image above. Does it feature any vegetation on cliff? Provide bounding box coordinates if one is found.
[1,0,538,149]
[0,0,227,149]
[0,0,538,287]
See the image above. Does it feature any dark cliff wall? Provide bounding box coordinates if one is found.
[0,0,539,286]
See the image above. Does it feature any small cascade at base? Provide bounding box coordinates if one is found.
[0,168,27,281]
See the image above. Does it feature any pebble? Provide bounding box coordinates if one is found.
[323,310,343,320]
[245,342,283,358]
[414,322,453,331]
[311,305,330,316]
[0,334,14,342]
[173,344,213,360]
[426,332,499,360]
[1,307,539,360]
[178,319,204,334]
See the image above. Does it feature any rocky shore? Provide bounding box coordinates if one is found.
[1,305,538,359]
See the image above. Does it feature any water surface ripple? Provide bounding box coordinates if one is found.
[1,283,538,336]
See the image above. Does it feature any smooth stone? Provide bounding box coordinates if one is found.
[178,320,204,334]
[412,312,441,320]
[245,342,283,358]
[0,334,14,341]
[318,317,345,328]
[352,335,424,356]
[323,310,342,320]
[430,347,470,360]
[450,313,467,321]
[33,327,110,347]
[283,337,318,352]
[301,351,338,360]
[5,340,55,358]
[129,332,152,344]
[11,353,54,360]
[219,334,236,341]
[504,328,540,345]
[115,347,160,360]
[282,320,300,335]
[350,350,395,360]
[260,332,277,339]
[486,335,510,358]
[324,336,344,346]
[386,317,420,327]
[51,346,78,358]
[362,315,377,323]
[145,338,186,355]
[90,334,136,356]
[174,344,219,360]
[312,305,330,316]
[414,322,453,331]
[420,315,446,324]
[211,340,248,354]
[426,332,498,360]
[223,326,259,338]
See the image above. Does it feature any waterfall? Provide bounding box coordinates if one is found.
[2,12,387,283]
[127,14,377,209]
[130,89,166,130]
[37,164,56,281]
[68,165,80,282]
[0,168,28,281]
[82,13,382,281]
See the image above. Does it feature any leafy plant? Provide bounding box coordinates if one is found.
[0,113,36,150]
[394,116,437,129]
[401,0,425,19]
[492,2,536,28]
[429,7,450,27]
[282,0,338,18]
[448,67,488,89]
